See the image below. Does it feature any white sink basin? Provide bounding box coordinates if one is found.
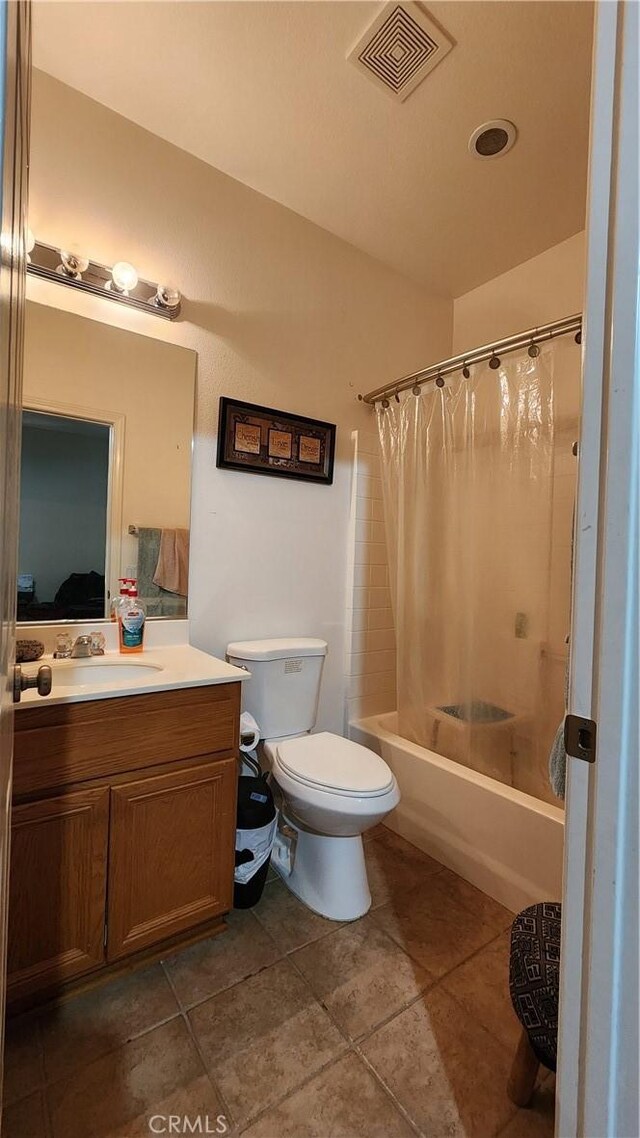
[52,661,163,686]
[16,644,247,708]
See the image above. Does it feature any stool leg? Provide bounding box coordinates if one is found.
[507,1027,540,1107]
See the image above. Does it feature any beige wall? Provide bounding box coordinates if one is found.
[28,71,452,733]
[453,231,586,353]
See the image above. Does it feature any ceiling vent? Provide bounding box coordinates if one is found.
[348,2,452,103]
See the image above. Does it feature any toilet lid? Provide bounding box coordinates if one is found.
[275,732,394,796]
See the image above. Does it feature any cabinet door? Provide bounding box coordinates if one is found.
[7,786,109,1002]
[107,758,236,960]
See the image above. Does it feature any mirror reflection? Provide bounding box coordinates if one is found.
[19,302,196,622]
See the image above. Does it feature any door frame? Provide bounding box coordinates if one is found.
[19,397,126,618]
[0,0,31,1106]
[557,2,639,1136]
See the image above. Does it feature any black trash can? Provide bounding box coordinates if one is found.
[234,775,277,909]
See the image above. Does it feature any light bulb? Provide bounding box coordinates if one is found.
[57,250,89,279]
[110,261,138,294]
[154,285,181,310]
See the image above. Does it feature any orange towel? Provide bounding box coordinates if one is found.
[153,528,190,596]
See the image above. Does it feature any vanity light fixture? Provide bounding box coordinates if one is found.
[27,238,182,321]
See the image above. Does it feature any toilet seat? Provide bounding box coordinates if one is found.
[274,731,394,798]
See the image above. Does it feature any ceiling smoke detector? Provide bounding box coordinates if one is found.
[348,2,452,103]
[468,119,518,159]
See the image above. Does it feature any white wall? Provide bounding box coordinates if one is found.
[453,231,586,353]
[27,71,452,734]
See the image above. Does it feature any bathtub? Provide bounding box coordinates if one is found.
[350,710,564,913]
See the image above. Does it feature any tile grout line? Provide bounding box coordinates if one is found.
[181,1008,237,1132]
[367,904,512,993]
[355,1047,427,1138]
[284,950,355,1049]
[235,1048,357,1136]
[284,920,440,1053]
[29,1006,185,1099]
[41,1082,55,1138]
[161,959,237,1129]
[349,923,520,1058]
[163,947,353,1135]
[164,932,354,1134]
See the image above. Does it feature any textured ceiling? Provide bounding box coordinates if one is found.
[32,1,593,297]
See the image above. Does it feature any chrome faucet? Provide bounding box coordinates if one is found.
[70,635,92,659]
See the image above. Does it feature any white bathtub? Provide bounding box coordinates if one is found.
[350,710,564,913]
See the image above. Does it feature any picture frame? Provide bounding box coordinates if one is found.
[216,397,336,484]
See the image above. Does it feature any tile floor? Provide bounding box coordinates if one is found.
[2,827,555,1138]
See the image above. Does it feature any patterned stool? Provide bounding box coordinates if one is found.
[507,901,561,1106]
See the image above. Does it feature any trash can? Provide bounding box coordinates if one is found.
[234,774,277,909]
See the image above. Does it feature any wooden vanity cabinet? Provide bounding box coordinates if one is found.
[8,681,240,1008]
[7,786,109,999]
[107,757,236,959]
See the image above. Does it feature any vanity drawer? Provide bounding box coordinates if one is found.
[13,682,241,796]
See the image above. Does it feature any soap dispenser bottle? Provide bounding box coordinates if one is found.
[118,580,146,653]
[110,578,130,622]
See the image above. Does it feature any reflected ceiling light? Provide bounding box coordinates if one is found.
[107,260,139,294]
[26,228,35,263]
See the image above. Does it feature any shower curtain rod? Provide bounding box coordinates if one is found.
[359,312,582,406]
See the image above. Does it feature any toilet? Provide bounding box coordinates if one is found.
[226,637,400,921]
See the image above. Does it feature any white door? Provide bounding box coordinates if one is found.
[557,2,639,1136]
[0,0,30,1110]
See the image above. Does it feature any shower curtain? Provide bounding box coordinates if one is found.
[377,344,567,798]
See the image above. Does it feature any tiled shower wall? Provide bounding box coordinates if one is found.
[345,429,397,724]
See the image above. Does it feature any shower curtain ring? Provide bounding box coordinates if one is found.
[435,373,445,388]
[574,329,582,344]
[394,388,401,403]
[489,352,501,369]
[381,397,390,409]
[462,361,470,379]
[412,383,421,396]
[528,340,540,358]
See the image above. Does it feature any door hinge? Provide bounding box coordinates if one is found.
[564,714,597,763]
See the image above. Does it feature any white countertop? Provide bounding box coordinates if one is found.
[17,644,248,708]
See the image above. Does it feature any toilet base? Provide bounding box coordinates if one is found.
[273,823,372,922]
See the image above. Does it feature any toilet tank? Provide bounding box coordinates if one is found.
[226,638,327,740]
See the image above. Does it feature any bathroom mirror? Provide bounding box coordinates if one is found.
[19,302,196,622]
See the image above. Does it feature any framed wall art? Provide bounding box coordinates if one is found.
[216,398,336,484]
